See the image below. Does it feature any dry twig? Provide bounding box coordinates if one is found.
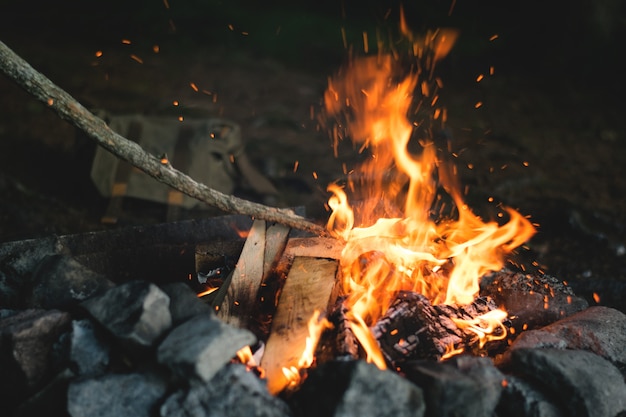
[0,40,327,236]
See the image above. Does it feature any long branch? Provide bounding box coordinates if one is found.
[0,40,327,236]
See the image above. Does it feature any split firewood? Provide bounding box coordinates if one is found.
[0,40,326,236]
[260,256,339,395]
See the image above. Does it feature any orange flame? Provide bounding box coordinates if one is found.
[323,33,535,366]
[280,310,333,391]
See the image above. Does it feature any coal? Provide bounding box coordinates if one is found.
[67,372,168,417]
[289,359,426,417]
[160,363,291,417]
[157,311,256,383]
[80,280,172,349]
[400,355,504,417]
[504,348,626,417]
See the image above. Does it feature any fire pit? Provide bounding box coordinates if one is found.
[1,5,626,417]
[1,215,625,417]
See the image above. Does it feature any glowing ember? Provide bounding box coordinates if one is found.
[323,29,536,366]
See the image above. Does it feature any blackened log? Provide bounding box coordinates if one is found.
[371,291,506,366]
[480,268,589,335]
[330,296,361,359]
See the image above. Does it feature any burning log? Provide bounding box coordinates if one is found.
[479,268,589,334]
[215,220,290,331]
[260,256,339,395]
[371,291,507,366]
[0,40,326,236]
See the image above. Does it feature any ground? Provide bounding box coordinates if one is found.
[0,1,625,311]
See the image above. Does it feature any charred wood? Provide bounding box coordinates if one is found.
[480,268,589,335]
[371,291,507,366]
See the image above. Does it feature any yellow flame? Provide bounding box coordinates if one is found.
[323,32,535,367]
[280,310,333,390]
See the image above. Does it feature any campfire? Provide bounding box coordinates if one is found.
[1,13,626,417]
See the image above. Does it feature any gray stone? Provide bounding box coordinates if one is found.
[159,282,213,325]
[506,306,626,373]
[291,360,425,417]
[160,363,291,417]
[497,374,564,417]
[401,355,504,417]
[69,319,111,376]
[30,254,115,310]
[0,309,71,405]
[68,372,168,417]
[507,348,626,417]
[157,312,256,383]
[81,280,172,348]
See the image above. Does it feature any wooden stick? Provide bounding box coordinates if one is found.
[0,40,327,236]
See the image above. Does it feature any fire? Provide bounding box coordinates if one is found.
[323,30,535,366]
[280,310,333,392]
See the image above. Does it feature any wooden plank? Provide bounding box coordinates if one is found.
[217,220,266,327]
[283,237,345,259]
[260,256,339,394]
[263,223,291,277]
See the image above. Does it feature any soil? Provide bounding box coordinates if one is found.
[1,1,625,312]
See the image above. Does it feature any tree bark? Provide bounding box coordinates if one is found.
[0,40,327,236]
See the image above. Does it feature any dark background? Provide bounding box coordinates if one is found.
[0,0,625,310]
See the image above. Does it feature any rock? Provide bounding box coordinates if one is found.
[80,280,172,349]
[30,254,115,310]
[160,363,291,417]
[157,312,256,383]
[290,359,425,417]
[497,374,564,417]
[159,282,213,325]
[505,306,626,373]
[0,308,71,409]
[67,372,168,417]
[401,355,504,417]
[506,348,626,417]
